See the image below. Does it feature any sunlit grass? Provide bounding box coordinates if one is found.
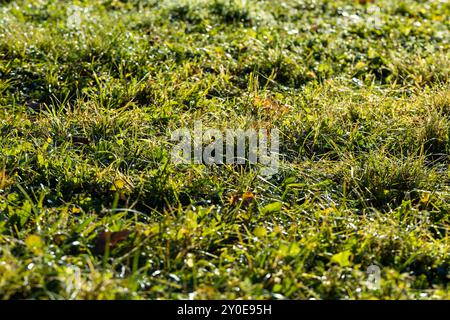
[0,0,449,299]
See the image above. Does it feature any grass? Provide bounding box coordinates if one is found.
[0,0,449,299]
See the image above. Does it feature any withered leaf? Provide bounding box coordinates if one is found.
[229,191,255,208]
[95,230,132,254]
[71,136,90,145]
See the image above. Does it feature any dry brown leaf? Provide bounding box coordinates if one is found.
[252,96,290,118]
[229,191,256,208]
[0,168,12,190]
[95,230,132,254]
[71,136,90,145]
[357,0,375,4]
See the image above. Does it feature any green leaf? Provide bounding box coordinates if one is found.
[25,234,44,255]
[253,226,267,238]
[331,251,352,267]
[261,202,282,214]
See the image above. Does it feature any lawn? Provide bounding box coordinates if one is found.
[0,0,449,299]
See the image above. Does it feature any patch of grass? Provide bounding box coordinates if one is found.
[0,0,449,299]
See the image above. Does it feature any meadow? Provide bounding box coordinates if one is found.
[0,0,449,299]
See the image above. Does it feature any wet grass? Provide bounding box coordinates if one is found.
[0,0,449,299]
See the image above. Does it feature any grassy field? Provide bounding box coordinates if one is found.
[0,0,449,299]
